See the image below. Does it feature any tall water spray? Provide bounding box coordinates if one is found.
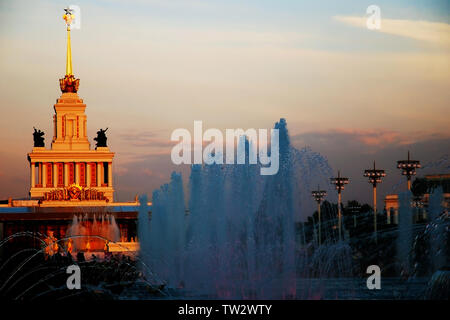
[139,173,186,288]
[138,119,335,298]
[396,192,413,276]
[250,119,296,298]
[427,187,447,272]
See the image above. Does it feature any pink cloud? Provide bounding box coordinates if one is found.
[142,168,166,179]
[294,128,450,150]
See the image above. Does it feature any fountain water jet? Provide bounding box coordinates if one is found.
[138,119,337,299]
[66,213,120,253]
[427,187,447,273]
[396,192,413,276]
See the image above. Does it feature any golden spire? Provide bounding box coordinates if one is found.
[60,8,79,93]
[66,27,73,76]
[63,8,73,76]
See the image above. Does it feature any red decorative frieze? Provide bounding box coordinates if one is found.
[57,163,64,187]
[46,163,52,186]
[43,184,108,201]
[90,163,97,187]
[68,163,74,184]
[79,163,86,186]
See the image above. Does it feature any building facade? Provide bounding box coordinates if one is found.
[0,13,148,257]
[384,174,450,224]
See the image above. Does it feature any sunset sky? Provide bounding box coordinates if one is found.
[0,0,449,212]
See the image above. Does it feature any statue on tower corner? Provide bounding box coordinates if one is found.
[33,127,45,147]
[94,128,108,148]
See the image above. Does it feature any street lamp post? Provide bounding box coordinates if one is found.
[397,151,421,191]
[364,161,386,243]
[311,186,327,246]
[330,171,349,241]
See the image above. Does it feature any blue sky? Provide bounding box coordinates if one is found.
[0,0,449,215]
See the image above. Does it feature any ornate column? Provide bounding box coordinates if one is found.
[42,163,47,188]
[108,162,112,187]
[64,162,69,186]
[97,162,102,187]
[53,163,58,187]
[31,162,35,188]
